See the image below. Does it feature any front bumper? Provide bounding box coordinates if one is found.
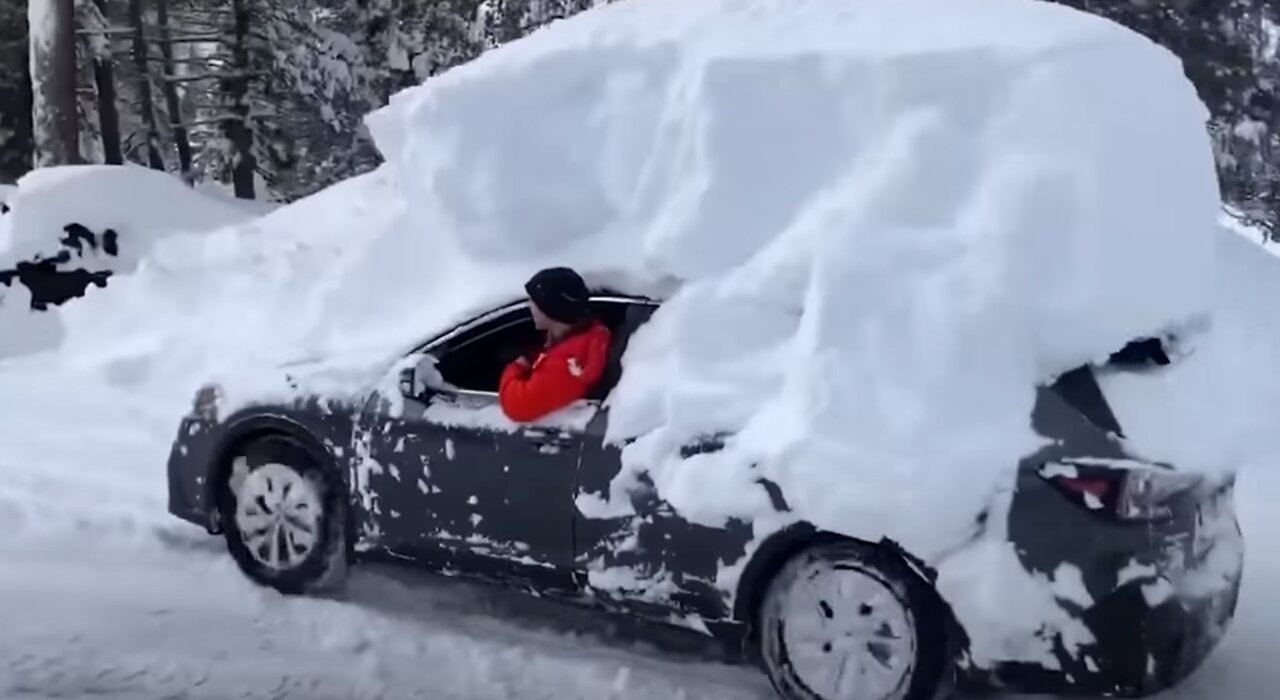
[166,415,221,532]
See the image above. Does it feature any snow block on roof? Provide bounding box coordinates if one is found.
[366,0,1220,555]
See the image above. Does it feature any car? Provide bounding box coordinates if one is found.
[166,293,1244,700]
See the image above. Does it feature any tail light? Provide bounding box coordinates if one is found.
[1040,460,1203,522]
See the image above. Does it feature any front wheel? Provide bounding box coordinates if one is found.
[219,435,349,595]
[758,542,951,700]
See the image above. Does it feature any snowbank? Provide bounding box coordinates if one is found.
[365,0,1220,556]
[42,169,399,409]
[0,166,260,360]
[1,165,254,264]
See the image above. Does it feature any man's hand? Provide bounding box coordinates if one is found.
[513,355,531,369]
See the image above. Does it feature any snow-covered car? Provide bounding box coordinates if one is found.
[166,293,1243,700]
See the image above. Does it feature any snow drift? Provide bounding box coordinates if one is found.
[0,165,254,264]
[0,165,260,359]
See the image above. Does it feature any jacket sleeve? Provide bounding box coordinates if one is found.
[499,354,589,422]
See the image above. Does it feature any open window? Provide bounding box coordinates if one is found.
[426,297,655,396]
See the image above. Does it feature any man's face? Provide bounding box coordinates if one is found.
[530,300,552,331]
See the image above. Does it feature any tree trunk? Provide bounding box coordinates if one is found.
[126,0,164,169]
[0,0,35,181]
[28,0,83,166]
[225,0,255,199]
[155,0,192,183]
[90,0,123,165]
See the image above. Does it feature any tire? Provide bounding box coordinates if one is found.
[219,434,349,595]
[758,541,951,700]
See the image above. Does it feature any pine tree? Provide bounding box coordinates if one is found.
[0,0,33,181]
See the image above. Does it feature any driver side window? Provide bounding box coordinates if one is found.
[432,305,541,394]
[423,297,652,398]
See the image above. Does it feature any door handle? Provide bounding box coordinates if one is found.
[523,428,573,451]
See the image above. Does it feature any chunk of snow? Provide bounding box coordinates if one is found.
[1051,563,1093,608]
[1142,578,1175,607]
[1097,230,1280,477]
[1040,462,1079,480]
[936,490,1095,668]
[936,537,1095,669]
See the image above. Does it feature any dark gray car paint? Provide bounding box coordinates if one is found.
[358,389,585,569]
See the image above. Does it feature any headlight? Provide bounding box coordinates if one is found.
[192,384,222,421]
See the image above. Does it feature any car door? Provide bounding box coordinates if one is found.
[357,300,615,574]
[572,301,758,621]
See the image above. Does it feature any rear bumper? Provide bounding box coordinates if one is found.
[972,557,1242,696]
[965,477,1245,697]
[166,415,220,531]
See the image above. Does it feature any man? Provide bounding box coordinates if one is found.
[499,267,612,422]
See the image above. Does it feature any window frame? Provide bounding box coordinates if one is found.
[413,294,658,400]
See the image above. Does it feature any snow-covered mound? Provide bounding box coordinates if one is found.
[48,169,402,408]
[1,165,255,264]
[0,166,261,360]
[362,0,1222,556]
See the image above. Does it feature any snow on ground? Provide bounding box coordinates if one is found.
[0,166,262,361]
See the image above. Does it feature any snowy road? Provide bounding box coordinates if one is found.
[0,535,770,700]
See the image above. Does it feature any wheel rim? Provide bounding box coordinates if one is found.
[777,561,917,700]
[233,462,323,571]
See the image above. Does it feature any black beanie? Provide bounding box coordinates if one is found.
[525,267,590,324]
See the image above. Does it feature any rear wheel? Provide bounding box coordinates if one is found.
[219,435,348,595]
[758,542,950,700]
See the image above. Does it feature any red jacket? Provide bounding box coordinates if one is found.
[499,320,611,422]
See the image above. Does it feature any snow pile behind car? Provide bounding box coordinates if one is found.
[0,166,259,360]
[362,0,1234,555]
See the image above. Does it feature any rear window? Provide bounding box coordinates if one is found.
[1106,337,1171,368]
[1050,336,1172,436]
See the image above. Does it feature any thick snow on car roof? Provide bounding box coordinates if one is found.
[361,0,1219,530]
[352,0,1238,668]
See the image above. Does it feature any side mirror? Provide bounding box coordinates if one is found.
[399,367,417,398]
